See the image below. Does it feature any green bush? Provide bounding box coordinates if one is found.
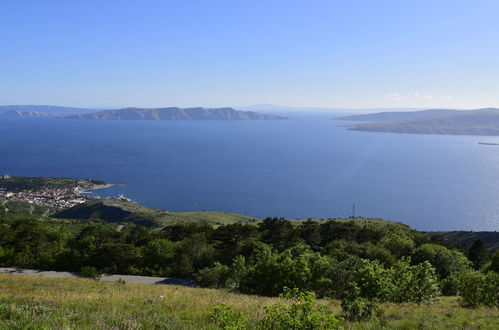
[388,258,439,304]
[79,266,101,280]
[341,296,379,322]
[349,258,439,304]
[195,262,231,288]
[209,304,248,330]
[341,284,380,322]
[351,259,391,300]
[440,272,461,296]
[459,270,499,308]
[236,246,313,296]
[260,288,342,330]
[409,261,440,304]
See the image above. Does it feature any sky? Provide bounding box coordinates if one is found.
[1,0,499,109]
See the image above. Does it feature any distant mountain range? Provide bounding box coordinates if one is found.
[65,107,288,120]
[0,105,288,121]
[0,105,101,116]
[0,110,60,117]
[335,108,499,136]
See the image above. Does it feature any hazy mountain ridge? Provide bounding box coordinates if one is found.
[0,110,60,117]
[0,105,101,116]
[65,107,288,120]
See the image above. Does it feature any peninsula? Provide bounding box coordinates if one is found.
[335,108,499,136]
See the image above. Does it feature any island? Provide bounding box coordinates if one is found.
[335,108,499,136]
[65,107,289,120]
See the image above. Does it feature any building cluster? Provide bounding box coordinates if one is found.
[0,186,94,211]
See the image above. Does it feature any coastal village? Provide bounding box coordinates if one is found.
[0,174,106,211]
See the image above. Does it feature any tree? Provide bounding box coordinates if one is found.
[298,220,322,250]
[380,233,415,258]
[468,239,489,270]
[412,243,471,278]
[490,250,499,273]
[141,239,175,275]
[351,259,391,300]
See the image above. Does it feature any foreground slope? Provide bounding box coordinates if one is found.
[66,107,288,120]
[1,274,497,329]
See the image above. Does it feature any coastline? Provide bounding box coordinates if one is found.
[78,183,116,195]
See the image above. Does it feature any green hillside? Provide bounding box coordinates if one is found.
[0,199,50,216]
[429,231,499,251]
[54,199,259,227]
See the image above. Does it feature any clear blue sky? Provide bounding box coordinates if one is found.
[1,0,498,109]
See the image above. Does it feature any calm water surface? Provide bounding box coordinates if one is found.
[1,113,498,231]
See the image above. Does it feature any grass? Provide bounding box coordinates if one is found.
[1,274,497,329]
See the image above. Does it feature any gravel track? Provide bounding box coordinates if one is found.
[0,267,196,287]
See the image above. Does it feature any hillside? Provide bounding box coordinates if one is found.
[54,199,259,227]
[429,231,499,251]
[65,107,288,120]
[345,111,499,136]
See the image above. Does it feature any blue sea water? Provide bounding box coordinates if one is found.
[1,113,499,231]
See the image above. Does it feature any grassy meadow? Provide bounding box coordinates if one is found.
[0,274,498,329]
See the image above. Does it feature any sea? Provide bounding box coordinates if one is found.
[1,111,499,231]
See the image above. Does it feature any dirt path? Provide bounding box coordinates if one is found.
[0,268,196,287]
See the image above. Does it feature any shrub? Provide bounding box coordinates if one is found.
[351,259,391,300]
[209,304,247,330]
[80,266,101,280]
[440,272,461,296]
[459,270,499,308]
[341,297,379,322]
[387,258,439,304]
[195,262,231,288]
[410,261,440,304]
[236,247,313,296]
[341,285,380,322]
[260,288,342,330]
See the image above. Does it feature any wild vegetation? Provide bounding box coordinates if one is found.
[1,212,497,312]
[0,274,498,329]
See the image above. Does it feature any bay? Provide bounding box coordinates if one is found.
[1,113,498,231]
